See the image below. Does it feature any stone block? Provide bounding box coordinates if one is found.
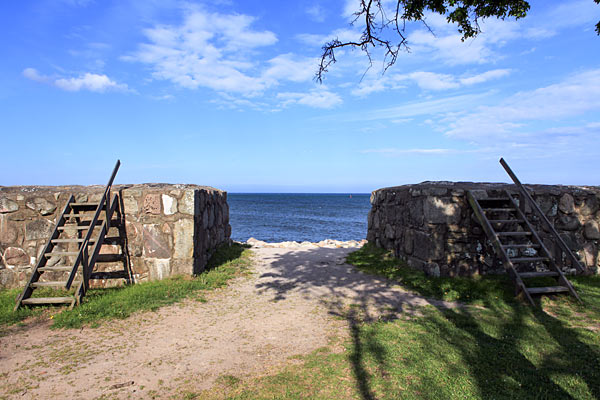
[3,247,29,266]
[208,204,215,227]
[555,215,581,231]
[385,206,396,223]
[0,197,18,213]
[384,223,395,239]
[25,219,53,241]
[423,197,461,224]
[424,262,440,277]
[146,259,171,281]
[179,190,195,215]
[142,224,171,259]
[584,220,600,240]
[162,194,177,215]
[413,230,444,261]
[143,194,161,214]
[581,243,597,269]
[123,196,139,214]
[202,208,209,229]
[0,218,19,245]
[559,193,575,214]
[537,196,557,217]
[174,219,194,259]
[403,229,414,255]
[578,196,599,216]
[26,197,56,216]
[171,259,193,276]
[408,199,424,226]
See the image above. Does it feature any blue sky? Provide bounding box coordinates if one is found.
[1,0,599,192]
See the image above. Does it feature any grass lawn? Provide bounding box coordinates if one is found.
[0,243,252,331]
[193,243,600,400]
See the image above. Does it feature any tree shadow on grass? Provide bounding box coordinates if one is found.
[253,246,600,399]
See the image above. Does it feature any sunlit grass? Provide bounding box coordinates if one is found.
[0,243,252,330]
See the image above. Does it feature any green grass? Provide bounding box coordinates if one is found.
[192,243,600,400]
[0,243,252,330]
[346,243,515,306]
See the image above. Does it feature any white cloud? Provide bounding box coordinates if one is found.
[54,73,129,92]
[128,8,321,101]
[262,54,317,84]
[445,69,600,140]
[306,4,325,22]
[22,68,46,82]
[277,88,342,109]
[408,29,495,65]
[23,68,129,93]
[459,69,511,86]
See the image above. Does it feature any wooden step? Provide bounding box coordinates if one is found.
[478,197,511,202]
[519,271,559,278]
[44,251,80,258]
[489,219,524,223]
[51,237,122,245]
[96,253,125,263]
[502,244,540,249]
[483,208,516,212]
[510,257,548,263]
[38,266,73,272]
[58,224,101,231]
[102,236,123,245]
[21,297,74,305]
[31,281,81,288]
[497,231,532,236]
[63,213,106,219]
[51,238,96,244]
[527,286,569,294]
[70,202,100,208]
[90,271,129,279]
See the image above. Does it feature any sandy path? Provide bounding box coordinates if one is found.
[0,244,455,399]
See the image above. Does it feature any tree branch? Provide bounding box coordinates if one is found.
[316,0,535,83]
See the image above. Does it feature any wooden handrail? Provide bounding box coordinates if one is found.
[499,158,586,273]
[65,160,121,289]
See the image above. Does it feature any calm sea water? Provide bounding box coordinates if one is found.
[228,193,371,243]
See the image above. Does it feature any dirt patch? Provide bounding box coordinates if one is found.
[0,244,457,399]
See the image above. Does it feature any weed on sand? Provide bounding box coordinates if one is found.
[0,243,252,330]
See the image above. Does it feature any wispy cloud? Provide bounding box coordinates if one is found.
[340,91,493,121]
[444,69,600,140]
[277,88,342,109]
[351,69,510,96]
[23,68,130,93]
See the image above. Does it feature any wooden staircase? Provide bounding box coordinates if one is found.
[467,158,585,305]
[15,160,131,310]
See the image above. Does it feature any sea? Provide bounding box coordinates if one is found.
[228,193,372,243]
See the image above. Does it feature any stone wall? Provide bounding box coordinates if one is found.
[0,184,231,288]
[367,182,600,277]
